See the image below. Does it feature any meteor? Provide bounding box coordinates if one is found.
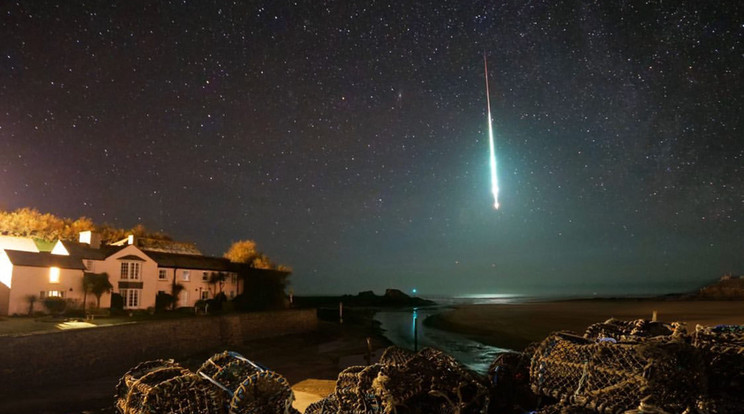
[483,53,500,209]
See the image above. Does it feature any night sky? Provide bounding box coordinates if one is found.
[1,1,742,297]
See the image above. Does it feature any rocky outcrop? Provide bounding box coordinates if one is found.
[697,275,744,299]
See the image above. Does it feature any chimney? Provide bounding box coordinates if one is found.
[79,231,102,249]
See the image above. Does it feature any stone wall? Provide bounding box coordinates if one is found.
[0,309,317,390]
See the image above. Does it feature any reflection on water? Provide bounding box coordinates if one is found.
[375,307,510,374]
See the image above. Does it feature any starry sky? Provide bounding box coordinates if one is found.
[1,1,742,297]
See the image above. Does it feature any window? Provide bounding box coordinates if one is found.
[120,289,140,309]
[121,262,141,280]
[40,290,65,299]
[158,269,167,280]
[229,290,235,299]
[182,270,190,281]
[201,290,209,300]
[49,267,60,283]
[202,272,209,281]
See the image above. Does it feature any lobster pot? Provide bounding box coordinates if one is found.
[488,348,539,412]
[583,318,679,342]
[692,325,744,414]
[530,333,705,414]
[305,346,489,414]
[533,403,596,414]
[229,370,297,414]
[197,351,265,392]
[333,364,385,413]
[304,393,340,414]
[115,359,225,414]
[198,351,297,414]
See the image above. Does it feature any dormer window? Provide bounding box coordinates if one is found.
[49,267,60,283]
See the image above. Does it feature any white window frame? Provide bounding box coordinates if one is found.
[158,269,167,280]
[202,271,209,281]
[201,290,209,300]
[121,262,141,280]
[182,270,190,281]
[121,289,141,309]
[41,290,65,299]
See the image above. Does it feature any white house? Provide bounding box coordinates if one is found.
[0,232,252,315]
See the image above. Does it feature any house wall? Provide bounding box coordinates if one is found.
[156,268,240,308]
[7,266,84,315]
[0,309,318,391]
[98,245,158,309]
[0,284,8,316]
[0,252,9,315]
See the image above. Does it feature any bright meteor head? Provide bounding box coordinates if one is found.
[484,53,500,210]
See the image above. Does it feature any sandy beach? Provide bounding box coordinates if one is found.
[426,299,744,351]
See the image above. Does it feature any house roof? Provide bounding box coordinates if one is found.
[4,250,85,270]
[59,241,122,260]
[110,237,202,255]
[144,251,235,272]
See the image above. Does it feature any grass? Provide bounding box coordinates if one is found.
[0,310,197,335]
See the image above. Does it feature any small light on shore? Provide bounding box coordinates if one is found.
[412,288,417,295]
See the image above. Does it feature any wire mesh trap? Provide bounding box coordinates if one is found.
[306,346,490,414]
[115,351,298,414]
[530,331,706,414]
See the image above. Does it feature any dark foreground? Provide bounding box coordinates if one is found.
[0,319,389,414]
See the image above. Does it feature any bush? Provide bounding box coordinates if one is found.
[155,292,175,312]
[110,293,124,313]
[42,297,67,314]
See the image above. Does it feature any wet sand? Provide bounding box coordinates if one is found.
[426,299,744,351]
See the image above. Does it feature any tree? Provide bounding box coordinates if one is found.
[25,294,37,316]
[85,272,113,309]
[207,271,227,297]
[224,240,260,264]
[234,269,292,311]
[224,239,290,270]
[171,283,185,310]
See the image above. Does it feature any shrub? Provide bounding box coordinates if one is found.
[42,297,66,314]
[155,292,175,312]
[110,293,124,313]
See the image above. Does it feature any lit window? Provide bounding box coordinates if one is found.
[49,267,60,283]
[41,290,64,298]
[158,269,167,280]
[182,270,190,281]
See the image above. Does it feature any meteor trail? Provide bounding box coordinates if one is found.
[483,53,500,210]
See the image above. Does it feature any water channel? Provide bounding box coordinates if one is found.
[374,306,510,374]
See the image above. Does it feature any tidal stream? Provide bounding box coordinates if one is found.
[374,307,509,374]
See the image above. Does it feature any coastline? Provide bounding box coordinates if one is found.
[424,299,744,351]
